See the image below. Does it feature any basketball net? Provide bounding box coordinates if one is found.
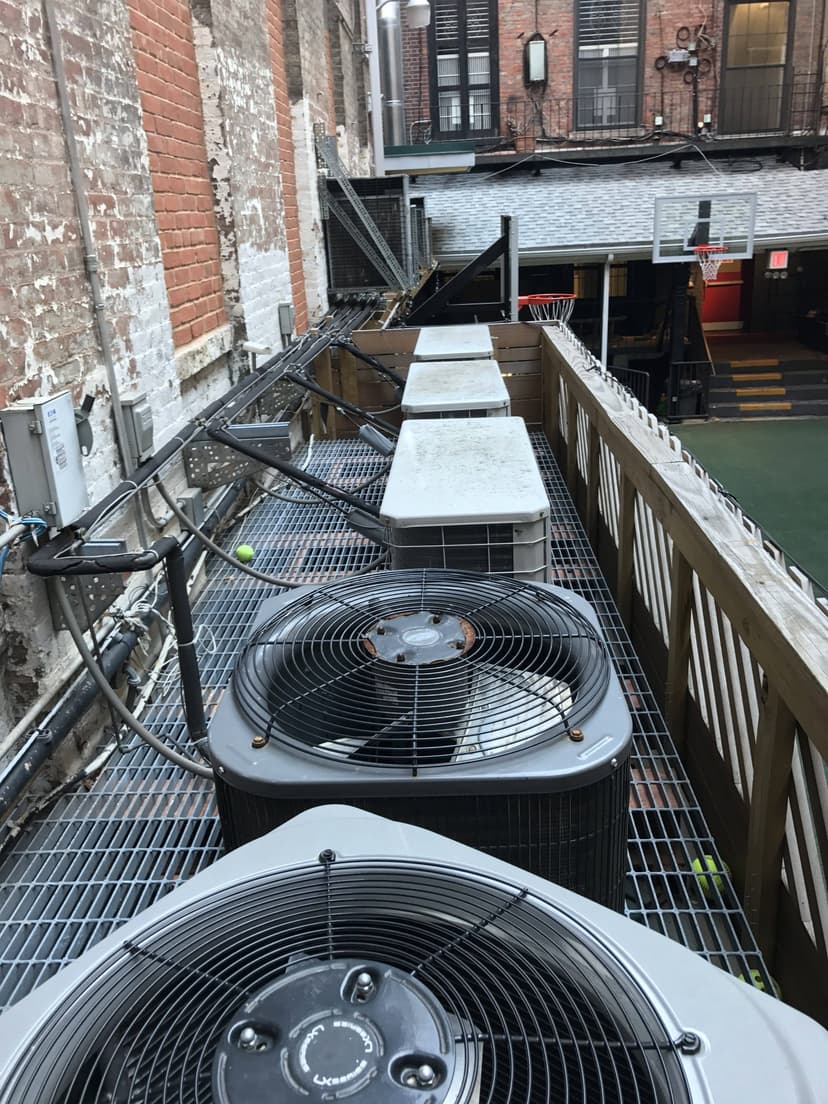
[518,293,576,324]
[694,245,727,283]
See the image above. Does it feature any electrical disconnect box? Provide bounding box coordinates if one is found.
[0,391,88,529]
[120,393,154,466]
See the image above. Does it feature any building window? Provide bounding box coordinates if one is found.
[429,0,498,138]
[721,2,790,134]
[576,1,641,129]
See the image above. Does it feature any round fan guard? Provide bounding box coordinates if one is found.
[232,570,612,769]
[5,858,692,1104]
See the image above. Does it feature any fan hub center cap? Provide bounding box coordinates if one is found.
[290,1012,381,1094]
[363,611,474,665]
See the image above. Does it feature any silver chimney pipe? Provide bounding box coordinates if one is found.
[378,2,406,147]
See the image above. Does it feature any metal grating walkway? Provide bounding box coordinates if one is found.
[0,436,770,1010]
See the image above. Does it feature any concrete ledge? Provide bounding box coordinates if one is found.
[384,150,475,174]
[175,324,233,382]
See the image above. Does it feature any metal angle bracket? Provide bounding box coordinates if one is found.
[315,133,410,291]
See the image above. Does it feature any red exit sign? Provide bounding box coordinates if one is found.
[768,250,789,270]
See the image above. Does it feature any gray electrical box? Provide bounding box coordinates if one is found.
[120,393,154,466]
[0,391,88,529]
[176,486,205,529]
[278,303,295,343]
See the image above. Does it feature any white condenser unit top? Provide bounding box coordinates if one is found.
[413,324,494,361]
[402,359,510,419]
[380,417,551,581]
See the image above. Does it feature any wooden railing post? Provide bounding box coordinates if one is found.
[544,347,561,456]
[744,684,796,961]
[665,547,693,753]
[565,387,578,495]
[586,420,600,545]
[616,472,636,626]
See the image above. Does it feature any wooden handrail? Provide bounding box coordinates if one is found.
[542,327,828,761]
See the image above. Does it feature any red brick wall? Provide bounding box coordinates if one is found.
[402,1,824,142]
[127,0,225,346]
[266,0,308,334]
[402,26,430,141]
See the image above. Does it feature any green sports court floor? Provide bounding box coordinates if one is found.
[676,419,828,592]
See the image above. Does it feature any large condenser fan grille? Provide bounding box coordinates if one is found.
[232,570,611,768]
[6,860,691,1104]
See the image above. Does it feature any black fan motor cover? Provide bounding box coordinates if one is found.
[213,958,470,1102]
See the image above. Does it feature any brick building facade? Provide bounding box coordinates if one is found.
[0,0,372,731]
[401,0,824,148]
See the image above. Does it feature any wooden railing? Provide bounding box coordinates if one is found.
[541,323,828,1024]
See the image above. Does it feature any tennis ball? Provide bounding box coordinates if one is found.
[738,969,782,998]
[692,854,729,897]
[235,544,255,564]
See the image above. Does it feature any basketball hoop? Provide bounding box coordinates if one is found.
[518,293,576,324]
[693,244,727,283]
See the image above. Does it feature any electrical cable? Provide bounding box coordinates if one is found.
[474,139,768,182]
[154,477,389,583]
[0,510,47,581]
[154,479,302,587]
[52,578,213,780]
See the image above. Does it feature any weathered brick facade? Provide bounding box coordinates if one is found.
[127,0,226,348]
[0,0,372,730]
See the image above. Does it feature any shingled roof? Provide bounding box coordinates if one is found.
[413,156,828,264]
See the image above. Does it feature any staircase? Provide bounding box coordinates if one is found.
[708,358,828,419]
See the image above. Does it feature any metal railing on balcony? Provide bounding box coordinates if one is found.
[395,71,822,154]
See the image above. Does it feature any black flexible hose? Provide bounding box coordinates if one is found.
[282,371,399,437]
[206,423,381,517]
[329,339,406,388]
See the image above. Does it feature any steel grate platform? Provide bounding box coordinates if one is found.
[0,436,770,1010]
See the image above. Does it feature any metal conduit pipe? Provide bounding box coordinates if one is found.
[55,302,374,543]
[2,484,242,818]
[43,0,148,547]
[0,524,29,552]
[27,535,209,759]
[52,574,212,780]
[0,622,145,824]
[0,615,115,762]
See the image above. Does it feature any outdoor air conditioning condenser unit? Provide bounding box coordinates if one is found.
[2,806,826,1104]
[380,417,550,582]
[401,359,511,419]
[208,568,632,911]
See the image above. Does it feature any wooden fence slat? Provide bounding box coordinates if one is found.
[665,548,693,753]
[616,473,636,626]
[565,388,578,494]
[744,684,796,959]
[586,421,600,545]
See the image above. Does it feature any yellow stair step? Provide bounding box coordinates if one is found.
[730,372,782,382]
[734,387,786,397]
[737,400,792,413]
[729,359,780,368]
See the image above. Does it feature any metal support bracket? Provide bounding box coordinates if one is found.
[315,133,410,291]
[406,216,518,326]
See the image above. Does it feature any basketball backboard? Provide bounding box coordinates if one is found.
[652,192,757,263]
